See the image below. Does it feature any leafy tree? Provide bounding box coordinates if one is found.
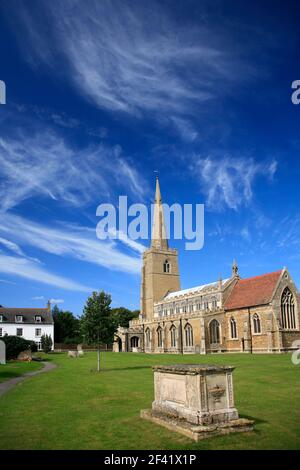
[80,291,117,372]
[1,335,37,360]
[52,306,81,343]
[41,334,53,353]
[111,307,139,328]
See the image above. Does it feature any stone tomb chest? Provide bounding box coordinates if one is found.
[141,364,254,441]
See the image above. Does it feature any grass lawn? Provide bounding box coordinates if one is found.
[0,360,43,383]
[0,352,299,450]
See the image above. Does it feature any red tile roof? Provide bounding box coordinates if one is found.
[224,270,283,310]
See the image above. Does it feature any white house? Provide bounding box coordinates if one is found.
[0,301,54,350]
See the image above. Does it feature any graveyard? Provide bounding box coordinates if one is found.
[0,351,300,450]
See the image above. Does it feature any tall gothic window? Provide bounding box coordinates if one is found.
[253,313,261,334]
[163,259,170,273]
[230,317,237,339]
[209,319,220,344]
[184,323,193,347]
[131,336,139,348]
[157,326,163,348]
[281,288,297,330]
[170,324,177,348]
[145,328,151,348]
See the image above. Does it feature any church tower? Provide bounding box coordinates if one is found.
[140,177,180,320]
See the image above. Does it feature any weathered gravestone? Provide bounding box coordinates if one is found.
[141,364,254,441]
[0,340,6,365]
[17,349,32,362]
[68,350,78,358]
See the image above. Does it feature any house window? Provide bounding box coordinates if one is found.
[170,308,174,315]
[170,325,177,348]
[175,306,180,314]
[230,317,237,339]
[35,328,42,337]
[157,327,163,348]
[36,342,42,351]
[212,298,217,309]
[0,328,2,337]
[35,316,42,323]
[16,328,23,337]
[253,314,261,334]
[145,328,151,348]
[204,301,209,310]
[163,260,170,273]
[189,304,194,313]
[185,323,193,347]
[281,287,297,330]
[182,306,187,313]
[209,319,220,344]
[16,315,23,323]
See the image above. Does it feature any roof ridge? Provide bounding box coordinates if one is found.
[238,269,283,283]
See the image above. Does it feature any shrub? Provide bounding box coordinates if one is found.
[41,334,53,353]
[1,335,37,360]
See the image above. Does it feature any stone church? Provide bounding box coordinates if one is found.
[114,178,300,354]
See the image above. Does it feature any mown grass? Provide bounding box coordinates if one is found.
[0,360,43,383]
[0,352,299,450]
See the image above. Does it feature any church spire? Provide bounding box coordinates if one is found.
[151,176,169,250]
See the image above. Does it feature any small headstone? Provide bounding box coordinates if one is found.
[0,340,6,365]
[77,344,83,352]
[17,349,32,362]
[68,350,78,358]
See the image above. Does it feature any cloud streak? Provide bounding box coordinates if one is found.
[193,155,277,211]
[9,0,254,139]
[0,212,142,275]
[0,131,147,211]
[0,254,93,292]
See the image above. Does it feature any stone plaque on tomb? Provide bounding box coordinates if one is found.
[0,340,5,365]
[141,364,254,441]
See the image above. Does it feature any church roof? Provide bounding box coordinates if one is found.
[224,269,283,310]
[164,278,230,300]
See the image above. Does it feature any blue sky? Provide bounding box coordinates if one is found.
[0,0,300,315]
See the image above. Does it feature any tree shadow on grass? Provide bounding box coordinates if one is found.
[0,371,23,380]
[92,365,153,373]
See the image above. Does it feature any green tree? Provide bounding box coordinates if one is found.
[111,307,139,328]
[52,306,81,343]
[41,334,53,353]
[80,291,117,372]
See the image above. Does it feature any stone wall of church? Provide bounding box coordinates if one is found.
[116,294,300,354]
[225,305,280,353]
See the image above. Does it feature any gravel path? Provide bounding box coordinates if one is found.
[0,361,57,397]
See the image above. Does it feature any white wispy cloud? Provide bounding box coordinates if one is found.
[193,156,277,211]
[50,298,64,304]
[0,132,147,211]
[32,296,45,300]
[0,213,142,275]
[10,0,253,139]
[0,237,26,257]
[0,254,93,292]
